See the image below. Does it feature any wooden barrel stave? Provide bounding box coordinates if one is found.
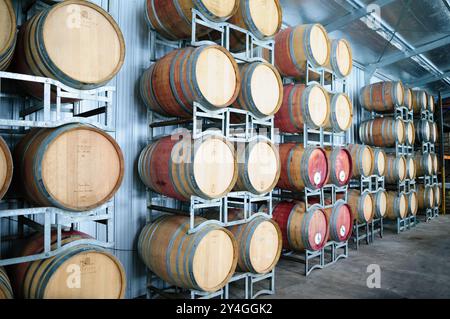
[359,81,404,112]
[403,87,413,110]
[385,191,408,220]
[359,117,405,147]
[385,155,407,184]
[325,38,353,78]
[433,185,441,208]
[407,191,419,216]
[324,147,352,186]
[138,215,238,292]
[324,92,353,132]
[0,267,13,299]
[373,190,387,219]
[0,136,13,200]
[412,90,428,114]
[415,119,431,143]
[0,0,16,71]
[346,190,374,223]
[348,144,374,177]
[372,148,387,176]
[417,185,434,210]
[406,156,417,180]
[272,201,329,252]
[415,153,433,176]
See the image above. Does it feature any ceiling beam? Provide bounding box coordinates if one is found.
[369,36,450,69]
[325,0,395,32]
[409,70,450,87]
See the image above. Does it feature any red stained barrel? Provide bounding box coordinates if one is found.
[325,148,353,186]
[324,200,353,242]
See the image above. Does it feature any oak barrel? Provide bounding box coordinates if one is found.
[139,132,237,201]
[145,0,239,40]
[275,83,330,132]
[325,38,353,78]
[273,24,330,78]
[324,147,352,186]
[431,153,439,175]
[324,92,353,132]
[346,190,374,223]
[277,143,328,191]
[428,94,435,113]
[430,122,438,144]
[272,201,329,252]
[408,191,419,216]
[405,122,416,145]
[138,215,238,292]
[323,200,353,242]
[412,90,427,114]
[348,144,374,177]
[385,155,407,184]
[0,0,16,71]
[373,148,387,176]
[0,136,13,200]
[415,119,431,143]
[406,156,416,180]
[228,216,282,274]
[0,267,13,299]
[140,45,240,118]
[385,191,408,220]
[11,230,126,299]
[373,190,387,219]
[233,61,283,118]
[234,136,280,195]
[229,0,282,50]
[359,81,404,112]
[417,185,434,210]
[14,0,125,98]
[433,185,441,208]
[14,124,124,212]
[415,153,433,176]
[359,117,405,147]
[404,87,413,110]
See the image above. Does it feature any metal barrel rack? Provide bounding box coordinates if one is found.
[144,8,276,300]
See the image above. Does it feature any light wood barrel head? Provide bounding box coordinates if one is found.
[361,146,373,176]
[249,220,281,273]
[201,0,238,18]
[41,127,124,211]
[247,140,280,194]
[335,93,353,131]
[419,91,427,108]
[399,193,407,218]
[193,136,236,198]
[195,46,238,107]
[0,0,15,55]
[398,156,406,181]
[193,229,235,292]
[43,249,126,299]
[428,95,435,112]
[394,82,404,106]
[423,120,431,141]
[404,88,413,110]
[251,63,282,116]
[0,137,13,200]
[425,153,433,175]
[396,120,405,143]
[377,190,387,218]
[310,24,329,66]
[409,192,418,216]
[428,188,435,208]
[375,150,386,176]
[249,0,281,37]
[335,39,352,77]
[406,122,415,145]
[362,192,374,222]
[308,85,329,127]
[434,186,441,206]
[42,1,125,84]
[432,154,438,174]
[407,157,416,179]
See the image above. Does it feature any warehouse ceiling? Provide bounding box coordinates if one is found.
[280,0,450,100]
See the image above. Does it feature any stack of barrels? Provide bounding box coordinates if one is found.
[0,1,128,299]
[138,0,285,294]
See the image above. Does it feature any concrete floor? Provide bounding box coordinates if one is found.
[265,215,450,299]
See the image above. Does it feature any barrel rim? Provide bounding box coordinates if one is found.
[330,38,353,78]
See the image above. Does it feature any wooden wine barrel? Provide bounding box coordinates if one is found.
[0,136,13,200]
[0,267,13,299]
[138,215,237,292]
[14,0,125,98]
[359,81,404,112]
[412,90,428,114]
[373,190,387,219]
[404,87,413,110]
[428,94,435,113]
[272,201,329,252]
[415,153,433,176]
[324,92,353,132]
[431,153,439,175]
[405,156,416,180]
[385,155,407,184]
[229,0,282,50]
[323,200,353,242]
[140,45,240,118]
[324,147,352,186]
[228,216,282,274]
[433,185,441,208]
[405,122,416,145]
[277,143,328,191]
[0,0,16,71]
[415,119,431,143]
[145,0,239,40]
[373,148,387,176]
[234,136,280,195]
[273,24,330,78]
[407,191,418,216]
[430,122,438,143]
[348,144,374,177]
[14,124,124,212]
[347,190,374,223]
[275,84,330,132]
[417,185,434,210]
[11,230,126,299]
[359,117,405,147]
[325,38,353,78]
[385,191,407,220]
[139,133,237,201]
[233,61,283,118]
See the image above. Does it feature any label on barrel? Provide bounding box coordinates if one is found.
[340,225,346,237]
[314,173,321,185]
[314,233,322,245]
[339,171,346,182]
